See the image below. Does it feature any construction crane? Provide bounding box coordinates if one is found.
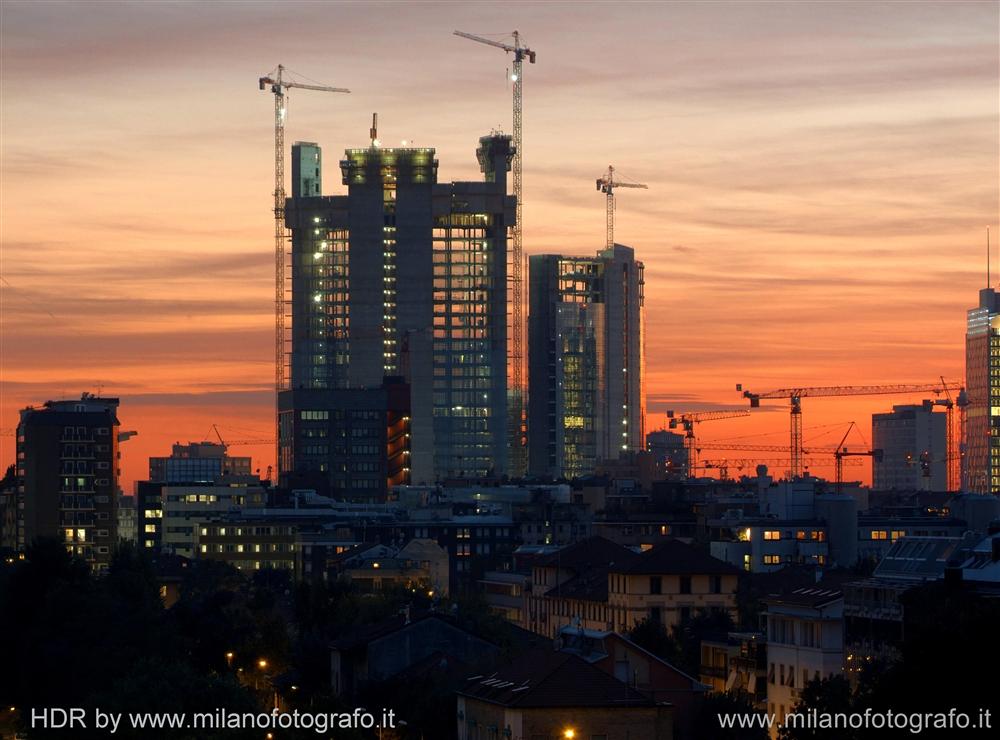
[666,409,750,474]
[830,422,883,491]
[933,375,967,492]
[454,30,536,473]
[259,65,349,466]
[596,166,648,249]
[697,456,863,481]
[209,424,274,448]
[737,381,963,479]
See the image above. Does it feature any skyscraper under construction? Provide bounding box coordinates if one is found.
[528,245,646,479]
[279,134,515,493]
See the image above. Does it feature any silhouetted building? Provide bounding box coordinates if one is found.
[965,288,1000,493]
[528,245,645,479]
[16,393,121,571]
[283,135,516,482]
[646,429,689,477]
[872,402,947,491]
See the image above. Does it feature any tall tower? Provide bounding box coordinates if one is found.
[281,133,515,489]
[16,394,121,571]
[528,244,645,478]
[964,288,1000,493]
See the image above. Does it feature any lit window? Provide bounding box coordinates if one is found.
[763,530,780,541]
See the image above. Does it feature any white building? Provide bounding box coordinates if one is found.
[762,587,844,738]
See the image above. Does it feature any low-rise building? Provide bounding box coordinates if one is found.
[699,631,767,707]
[608,540,739,632]
[557,624,706,738]
[457,649,673,740]
[330,611,503,699]
[523,536,739,637]
[843,535,966,677]
[762,587,844,738]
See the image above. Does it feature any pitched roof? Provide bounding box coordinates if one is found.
[458,649,655,708]
[612,539,739,576]
[537,536,636,570]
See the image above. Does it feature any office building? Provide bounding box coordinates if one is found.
[278,380,410,500]
[965,288,1000,493]
[16,393,121,571]
[872,402,947,491]
[528,245,645,479]
[148,441,251,484]
[282,135,515,484]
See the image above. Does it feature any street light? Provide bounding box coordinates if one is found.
[258,658,269,670]
[563,730,576,739]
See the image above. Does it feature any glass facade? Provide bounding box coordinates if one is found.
[528,246,645,479]
[965,289,1000,493]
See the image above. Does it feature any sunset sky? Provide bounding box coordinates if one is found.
[1,0,998,490]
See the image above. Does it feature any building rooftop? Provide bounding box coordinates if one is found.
[612,539,739,576]
[763,586,843,609]
[871,535,971,581]
[458,649,654,708]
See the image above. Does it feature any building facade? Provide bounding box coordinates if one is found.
[965,287,1000,493]
[528,245,645,479]
[872,402,947,491]
[278,380,410,500]
[16,394,121,570]
[283,135,515,483]
[148,441,251,484]
[762,588,844,738]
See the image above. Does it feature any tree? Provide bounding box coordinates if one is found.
[627,617,682,665]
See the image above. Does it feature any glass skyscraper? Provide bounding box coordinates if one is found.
[528,245,645,479]
[964,288,1000,493]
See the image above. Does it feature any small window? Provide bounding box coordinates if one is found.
[679,576,691,594]
[649,576,662,594]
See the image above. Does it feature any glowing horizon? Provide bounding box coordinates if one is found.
[2,1,997,490]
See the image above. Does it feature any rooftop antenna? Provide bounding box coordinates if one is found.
[988,226,991,289]
[370,113,378,147]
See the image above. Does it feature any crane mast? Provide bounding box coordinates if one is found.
[666,409,750,475]
[454,30,537,475]
[596,165,648,249]
[259,65,349,471]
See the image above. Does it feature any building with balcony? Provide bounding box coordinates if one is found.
[16,393,121,570]
[762,587,844,738]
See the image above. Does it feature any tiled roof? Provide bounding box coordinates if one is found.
[537,536,636,570]
[612,539,739,576]
[459,649,654,708]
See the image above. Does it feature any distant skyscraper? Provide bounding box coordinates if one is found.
[872,403,947,491]
[16,393,121,570]
[965,288,1000,493]
[528,245,645,478]
[281,135,515,487]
